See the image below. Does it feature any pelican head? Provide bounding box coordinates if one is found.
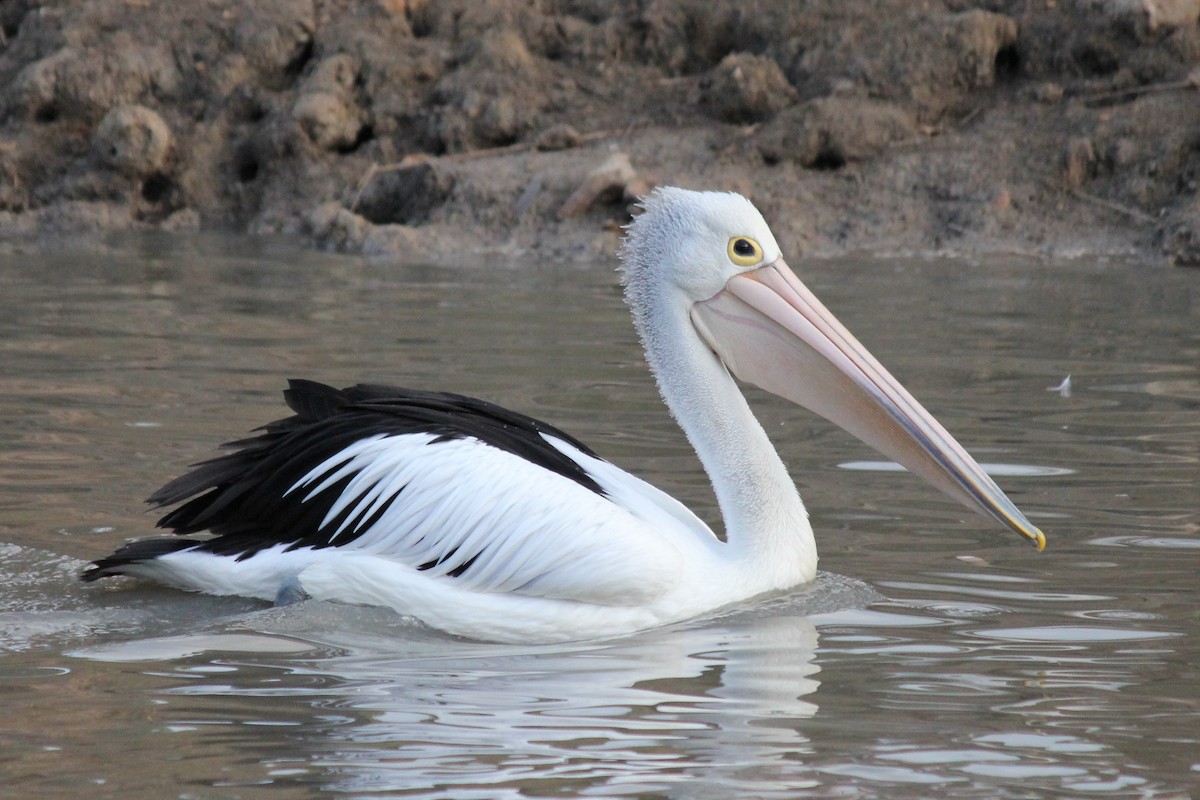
[621,187,1046,551]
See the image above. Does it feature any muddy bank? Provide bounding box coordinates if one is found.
[2,0,1200,265]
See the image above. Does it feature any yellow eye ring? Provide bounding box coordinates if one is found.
[727,236,763,267]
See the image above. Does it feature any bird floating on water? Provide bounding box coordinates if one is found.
[83,188,1045,643]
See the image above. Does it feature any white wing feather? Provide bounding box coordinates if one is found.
[287,433,692,606]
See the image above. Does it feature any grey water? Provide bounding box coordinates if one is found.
[1,236,1197,799]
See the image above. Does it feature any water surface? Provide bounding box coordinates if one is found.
[1,236,1197,798]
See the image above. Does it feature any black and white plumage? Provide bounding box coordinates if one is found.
[83,188,1045,643]
[88,381,607,568]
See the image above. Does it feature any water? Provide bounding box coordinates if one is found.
[1,236,1197,798]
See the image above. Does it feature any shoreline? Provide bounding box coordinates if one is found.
[2,1,1199,267]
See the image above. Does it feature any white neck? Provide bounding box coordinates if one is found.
[630,287,817,588]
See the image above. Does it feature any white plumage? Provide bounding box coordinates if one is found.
[84,188,1045,642]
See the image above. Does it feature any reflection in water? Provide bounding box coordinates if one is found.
[837,460,1077,478]
[305,618,819,798]
[74,597,826,799]
[54,579,1193,799]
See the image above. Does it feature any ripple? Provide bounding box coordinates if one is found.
[819,763,958,784]
[837,460,1076,477]
[1090,535,1200,549]
[0,664,71,680]
[810,608,947,628]
[1099,378,1200,400]
[975,732,1107,754]
[880,748,1016,765]
[1070,609,1160,622]
[70,633,315,662]
[970,625,1177,643]
[961,763,1087,778]
[881,581,1112,603]
[1065,775,1149,792]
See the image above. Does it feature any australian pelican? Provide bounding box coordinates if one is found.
[83,188,1045,643]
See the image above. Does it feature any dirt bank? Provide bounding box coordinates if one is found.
[3,0,1200,265]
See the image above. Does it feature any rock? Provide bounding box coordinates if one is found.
[291,54,365,151]
[354,162,455,225]
[93,105,172,176]
[1108,137,1141,168]
[755,98,915,168]
[472,93,520,145]
[0,210,38,240]
[411,0,537,43]
[7,50,74,122]
[1147,0,1200,29]
[536,124,582,151]
[306,202,368,251]
[634,1,743,74]
[293,92,362,151]
[942,11,1019,90]
[429,28,550,151]
[702,52,797,123]
[35,200,140,234]
[1102,0,1200,31]
[307,205,421,257]
[159,207,202,232]
[1064,138,1096,188]
[362,223,422,258]
[1161,195,1200,266]
[1029,82,1065,103]
[466,27,538,74]
[8,43,180,123]
[306,52,360,93]
[777,9,1018,122]
[0,149,28,211]
[557,152,637,219]
[234,0,317,88]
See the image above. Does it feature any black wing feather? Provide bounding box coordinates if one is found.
[82,380,607,581]
[82,537,200,581]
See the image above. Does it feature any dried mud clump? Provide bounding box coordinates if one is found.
[755,98,916,169]
[93,105,173,177]
[1,0,1200,264]
[354,161,455,226]
[292,54,368,152]
[702,53,798,123]
[427,28,551,152]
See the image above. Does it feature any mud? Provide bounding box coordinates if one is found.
[2,0,1200,265]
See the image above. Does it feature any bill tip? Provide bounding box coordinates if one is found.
[1033,529,1047,551]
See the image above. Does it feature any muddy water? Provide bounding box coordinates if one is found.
[1,237,1197,798]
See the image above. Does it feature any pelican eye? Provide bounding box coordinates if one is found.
[727,236,763,267]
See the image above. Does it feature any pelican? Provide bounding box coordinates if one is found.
[82,188,1045,643]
